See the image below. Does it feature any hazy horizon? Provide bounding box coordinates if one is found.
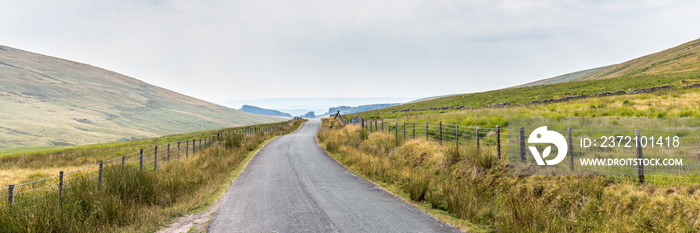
[215,96,417,116]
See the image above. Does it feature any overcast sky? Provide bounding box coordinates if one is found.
[2,0,700,103]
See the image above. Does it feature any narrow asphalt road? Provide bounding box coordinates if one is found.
[208,120,461,233]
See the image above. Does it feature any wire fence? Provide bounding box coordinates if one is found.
[1,119,298,211]
[350,117,700,186]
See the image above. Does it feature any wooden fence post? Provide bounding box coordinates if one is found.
[439,121,442,145]
[186,140,189,158]
[139,149,144,171]
[8,184,14,209]
[426,121,429,141]
[476,127,480,151]
[167,143,171,162]
[413,122,415,139]
[122,155,126,167]
[395,122,398,145]
[381,119,384,132]
[375,121,377,132]
[59,171,64,204]
[496,126,501,160]
[403,122,406,140]
[519,127,526,163]
[456,125,459,147]
[568,127,574,172]
[178,141,181,159]
[636,129,644,184]
[193,139,196,154]
[98,161,103,188]
[154,146,158,172]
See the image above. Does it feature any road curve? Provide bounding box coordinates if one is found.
[208,120,461,233]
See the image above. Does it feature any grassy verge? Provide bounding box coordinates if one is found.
[317,118,700,232]
[0,121,290,187]
[0,119,305,233]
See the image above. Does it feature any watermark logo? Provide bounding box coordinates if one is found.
[528,126,567,165]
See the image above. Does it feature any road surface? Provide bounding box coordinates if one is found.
[208,120,460,232]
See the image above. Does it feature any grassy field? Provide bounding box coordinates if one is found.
[318,118,700,232]
[0,119,305,233]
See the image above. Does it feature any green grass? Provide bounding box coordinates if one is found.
[0,119,305,233]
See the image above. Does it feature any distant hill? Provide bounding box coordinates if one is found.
[302,111,316,118]
[328,103,401,115]
[0,45,283,151]
[239,105,292,117]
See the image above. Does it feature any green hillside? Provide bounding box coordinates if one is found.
[0,45,284,152]
[355,37,700,119]
[520,37,700,87]
[516,66,612,87]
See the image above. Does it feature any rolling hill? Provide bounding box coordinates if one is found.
[0,45,283,152]
[354,37,700,118]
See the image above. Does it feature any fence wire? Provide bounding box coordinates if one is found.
[353,117,700,186]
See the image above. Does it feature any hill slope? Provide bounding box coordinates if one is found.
[0,45,283,151]
[520,37,700,87]
[516,66,613,87]
[353,37,700,118]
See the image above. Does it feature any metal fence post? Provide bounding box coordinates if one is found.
[154,145,158,172]
[98,161,104,188]
[568,127,574,172]
[519,127,526,163]
[59,171,64,204]
[636,129,644,184]
[496,126,501,160]
[139,149,144,171]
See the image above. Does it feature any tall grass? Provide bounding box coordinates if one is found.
[318,118,700,232]
[0,120,304,233]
